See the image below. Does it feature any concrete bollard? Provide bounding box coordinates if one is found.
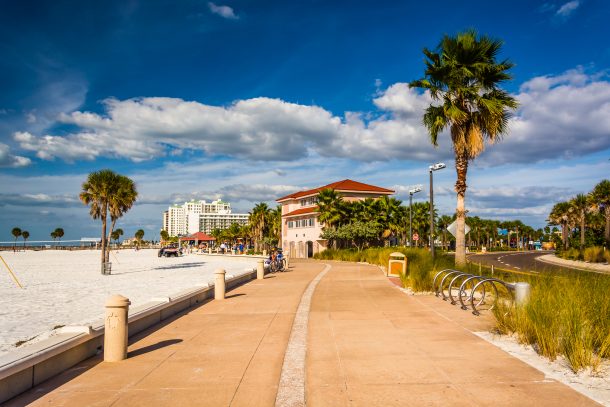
[104,294,131,362]
[514,282,531,306]
[208,247,212,254]
[257,259,265,280]
[215,268,226,300]
[263,249,267,257]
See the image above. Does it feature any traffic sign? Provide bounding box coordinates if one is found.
[412,233,419,241]
[446,221,470,237]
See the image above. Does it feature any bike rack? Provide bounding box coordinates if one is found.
[432,269,515,316]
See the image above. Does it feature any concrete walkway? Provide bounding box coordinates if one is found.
[4,260,599,406]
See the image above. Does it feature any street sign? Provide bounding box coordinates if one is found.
[412,233,419,241]
[447,220,471,237]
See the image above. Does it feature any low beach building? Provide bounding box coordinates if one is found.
[276,179,394,258]
[163,199,248,236]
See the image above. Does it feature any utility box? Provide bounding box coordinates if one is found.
[387,252,407,277]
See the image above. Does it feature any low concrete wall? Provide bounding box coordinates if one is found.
[0,269,257,403]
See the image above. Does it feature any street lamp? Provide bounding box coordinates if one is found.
[408,186,422,248]
[429,162,446,260]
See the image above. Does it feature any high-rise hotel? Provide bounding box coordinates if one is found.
[162,199,249,237]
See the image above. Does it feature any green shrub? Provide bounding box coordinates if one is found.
[583,246,605,263]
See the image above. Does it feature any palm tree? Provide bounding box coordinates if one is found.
[11,227,21,252]
[160,229,170,243]
[135,229,145,249]
[437,215,453,250]
[105,175,138,262]
[249,202,270,252]
[570,194,589,251]
[80,169,120,274]
[410,30,518,266]
[111,228,124,245]
[54,228,64,246]
[317,189,343,230]
[590,179,610,247]
[50,230,57,245]
[269,206,282,246]
[21,231,29,249]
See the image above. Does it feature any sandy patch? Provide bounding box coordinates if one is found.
[475,331,610,406]
[0,249,256,356]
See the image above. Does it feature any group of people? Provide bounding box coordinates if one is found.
[265,248,285,272]
[219,242,245,255]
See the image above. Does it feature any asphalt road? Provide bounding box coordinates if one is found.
[468,250,568,273]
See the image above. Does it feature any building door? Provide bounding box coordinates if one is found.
[307,241,313,258]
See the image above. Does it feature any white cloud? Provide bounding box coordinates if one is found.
[480,67,610,165]
[12,67,610,168]
[208,2,238,19]
[0,143,31,168]
[556,0,580,17]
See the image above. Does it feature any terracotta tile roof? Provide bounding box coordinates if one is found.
[179,232,215,241]
[276,179,394,202]
[283,207,318,217]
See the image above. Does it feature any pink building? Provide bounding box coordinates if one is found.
[276,179,394,258]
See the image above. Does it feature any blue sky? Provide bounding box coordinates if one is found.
[1,0,610,241]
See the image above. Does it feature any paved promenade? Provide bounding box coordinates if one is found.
[4,260,598,406]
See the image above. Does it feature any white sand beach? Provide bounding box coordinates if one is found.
[0,249,257,356]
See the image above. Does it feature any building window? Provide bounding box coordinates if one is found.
[288,221,294,229]
[308,218,314,227]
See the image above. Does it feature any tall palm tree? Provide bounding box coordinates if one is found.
[249,202,270,252]
[590,179,610,247]
[410,30,518,266]
[80,170,120,274]
[570,194,589,251]
[54,228,64,246]
[21,231,29,249]
[50,230,57,245]
[105,175,138,262]
[135,229,145,249]
[11,227,21,252]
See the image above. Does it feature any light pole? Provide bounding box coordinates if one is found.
[408,186,422,248]
[429,162,446,261]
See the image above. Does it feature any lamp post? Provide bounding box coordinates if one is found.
[429,162,446,261]
[408,186,422,248]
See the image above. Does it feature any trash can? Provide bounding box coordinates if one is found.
[103,262,112,275]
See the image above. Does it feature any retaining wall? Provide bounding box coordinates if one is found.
[0,269,257,403]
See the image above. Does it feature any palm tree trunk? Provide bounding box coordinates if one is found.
[454,153,468,266]
[100,203,108,275]
[605,208,610,247]
[580,218,585,251]
[105,218,117,263]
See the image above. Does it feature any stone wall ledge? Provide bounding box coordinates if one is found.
[0,268,257,403]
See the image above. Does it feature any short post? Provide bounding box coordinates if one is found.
[104,294,130,362]
[215,268,226,300]
[208,247,212,254]
[479,262,482,274]
[491,264,494,276]
[263,249,267,257]
[514,282,531,306]
[257,259,265,280]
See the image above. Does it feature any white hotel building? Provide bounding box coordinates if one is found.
[162,199,248,237]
